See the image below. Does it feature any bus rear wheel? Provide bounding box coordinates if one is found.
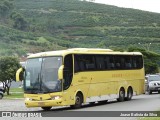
[71,93,83,109]
[117,88,125,102]
[41,107,52,111]
[125,87,133,101]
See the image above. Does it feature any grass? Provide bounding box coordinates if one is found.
[4,93,24,99]
[9,88,24,92]
[4,88,24,99]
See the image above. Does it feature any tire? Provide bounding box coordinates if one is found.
[117,88,125,102]
[41,107,52,111]
[71,93,83,109]
[149,90,152,94]
[125,87,133,101]
[147,86,152,95]
[0,93,3,99]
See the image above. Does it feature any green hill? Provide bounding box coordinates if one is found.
[1,0,160,56]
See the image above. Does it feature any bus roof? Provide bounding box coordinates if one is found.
[28,48,142,58]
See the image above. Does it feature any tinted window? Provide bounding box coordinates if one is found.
[74,55,96,72]
[114,56,123,69]
[74,54,143,72]
[63,54,73,90]
[132,56,143,69]
[95,55,106,70]
[124,56,132,69]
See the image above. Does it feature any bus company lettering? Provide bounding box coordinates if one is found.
[112,73,141,78]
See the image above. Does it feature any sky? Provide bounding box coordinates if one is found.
[91,0,160,13]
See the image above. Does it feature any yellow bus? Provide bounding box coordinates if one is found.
[16,48,145,110]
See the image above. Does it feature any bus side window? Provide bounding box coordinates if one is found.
[130,56,143,69]
[133,62,137,68]
[83,55,95,71]
[74,57,80,73]
[125,63,132,68]
[115,56,122,69]
[95,55,105,70]
[124,56,132,69]
[132,57,137,68]
[63,54,73,90]
[79,60,85,71]
[108,56,115,69]
[74,55,85,72]
[116,63,121,68]
[135,56,143,69]
[86,63,95,70]
[104,56,109,70]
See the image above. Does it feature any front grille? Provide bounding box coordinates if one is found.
[32,98,51,101]
[153,83,160,86]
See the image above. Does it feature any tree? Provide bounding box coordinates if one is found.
[0,56,20,95]
[10,12,28,30]
[145,62,159,74]
[128,47,160,74]
[0,0,13,19]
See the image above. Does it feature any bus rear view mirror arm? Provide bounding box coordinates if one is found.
[58,65,64,80]
[16,67,25,81]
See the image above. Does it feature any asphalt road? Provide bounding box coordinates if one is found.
[0,93,160,119]
[1,93,160,111]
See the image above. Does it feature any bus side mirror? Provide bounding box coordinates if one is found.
[16,68,24,81]
[58,65,64,80]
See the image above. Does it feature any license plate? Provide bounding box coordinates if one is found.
[38,102,45,106]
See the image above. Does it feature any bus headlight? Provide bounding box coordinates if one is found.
[51,96,61,100]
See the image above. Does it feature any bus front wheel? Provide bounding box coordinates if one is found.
[117,88,125,102]
[71,93,83,109]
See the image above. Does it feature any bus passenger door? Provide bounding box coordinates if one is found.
[62,54,74,104]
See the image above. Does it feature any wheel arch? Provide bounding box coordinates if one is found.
[117,86,126,102]
[118,86,126,94]
[74,90,84,103]
[126,86,133,95]
[127,86,133,92]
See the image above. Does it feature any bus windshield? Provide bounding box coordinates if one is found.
[24,57,62,94]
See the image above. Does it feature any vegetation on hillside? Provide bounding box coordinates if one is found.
[0,0,160,73]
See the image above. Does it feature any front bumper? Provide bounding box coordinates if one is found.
[25,99,63,107]
[149,87,160,91]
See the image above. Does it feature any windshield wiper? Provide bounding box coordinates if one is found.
[28,73,41,94]
[41,79,51,93]
[37,74,51,94]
